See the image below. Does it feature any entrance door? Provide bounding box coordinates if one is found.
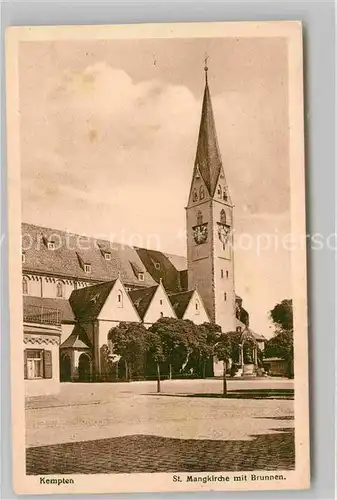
[60,354,71,382]
[78,353,91,381]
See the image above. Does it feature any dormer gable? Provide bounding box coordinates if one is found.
[99,277,141,322]
[169,288,210,324]
[142,281,177,325]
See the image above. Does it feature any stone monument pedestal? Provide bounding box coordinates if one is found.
[242,363,255,377]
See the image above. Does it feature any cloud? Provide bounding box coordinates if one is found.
[20,59,291,336]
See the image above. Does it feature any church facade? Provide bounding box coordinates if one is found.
[22,69,264,396]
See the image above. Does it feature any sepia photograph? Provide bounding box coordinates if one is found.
[6,21,309,494]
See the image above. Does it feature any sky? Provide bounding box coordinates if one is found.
[19,36,291,336]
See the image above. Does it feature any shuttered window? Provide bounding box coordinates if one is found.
[24,349,52,380]
[43,350,53,379]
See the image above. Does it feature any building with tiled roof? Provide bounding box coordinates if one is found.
[22,222,157,290]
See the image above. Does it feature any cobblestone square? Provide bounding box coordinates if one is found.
[26,379,295,474]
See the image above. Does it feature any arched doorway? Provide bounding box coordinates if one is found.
[78,353,91,382]
[60,354,71,382]
[239,328,259,376]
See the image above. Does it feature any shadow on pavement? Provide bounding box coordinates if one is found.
[26,429,295,475]
[145,389,294,400]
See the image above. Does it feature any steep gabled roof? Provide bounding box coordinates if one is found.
[60,323,91,349]
[21,223,156,288]
[135,248,186,292]
[168,290,194,319]
[69,280,116,321]
[128,286,158,320]
[194,76,227,198]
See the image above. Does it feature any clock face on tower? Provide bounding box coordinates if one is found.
[217,223,230,250]
[193,223,208,245]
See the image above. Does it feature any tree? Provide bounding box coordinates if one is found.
[266,299,294,378]
[149,317,197,379]
[108,322,148,381]
[214,333,232,395]
[226,330,242,364]
[269,299,293,331]
[196,322,221,378]
[264,330,294,378]
[144,330,165,393]
[100,344,114,381]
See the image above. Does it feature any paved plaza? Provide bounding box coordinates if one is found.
[26,378,295,474]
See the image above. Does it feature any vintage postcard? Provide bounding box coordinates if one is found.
[6,21,309,494]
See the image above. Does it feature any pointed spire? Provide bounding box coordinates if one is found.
[194,60,225,197]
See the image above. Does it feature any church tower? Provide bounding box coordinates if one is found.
[186,63,236,333]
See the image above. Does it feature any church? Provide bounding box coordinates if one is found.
[22,67,265,396]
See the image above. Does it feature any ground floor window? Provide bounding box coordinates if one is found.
[24,349,53,379]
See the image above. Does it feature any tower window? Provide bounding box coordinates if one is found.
[117,290,123,308]
[196,211,203,225]
[226,270,229,278]
[47,241,55,250]
[224,292,227,301]
[223,191,228,202]
[221,269,224,279]
[56,281,64,298]
[104,252,111,261]
[217,185,222,199]
[220,209,226,224]
[84,264,92,273]
[192,188,198,202]
[22,252,26,264]
[138,272,144,281]
[22,276,29,295]
[236,326,242,333]
[160,312,164,318]
[160,299,163,305]
[199,185,205,200]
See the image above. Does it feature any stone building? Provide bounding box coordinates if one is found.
[21,67,263,394]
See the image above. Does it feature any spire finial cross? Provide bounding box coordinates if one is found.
[204,53,209,84]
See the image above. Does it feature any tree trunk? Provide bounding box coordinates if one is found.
[223,361,227,395]
[202,358,207,379]
[169,363,172,380]
[125,359,129,382]
[156,363,161,393]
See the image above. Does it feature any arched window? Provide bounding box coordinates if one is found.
[199,185,205,200]
[217,185,222,199]
[220,209,226,224]
[192,188,198,202]
[56,281,64,298]
[22,277,29,295]
[223,190,228,202]
[197,211,203,225]
[117,290,123,308]
[195,299,200,314]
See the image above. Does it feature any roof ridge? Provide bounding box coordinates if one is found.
[22,222,187,261]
